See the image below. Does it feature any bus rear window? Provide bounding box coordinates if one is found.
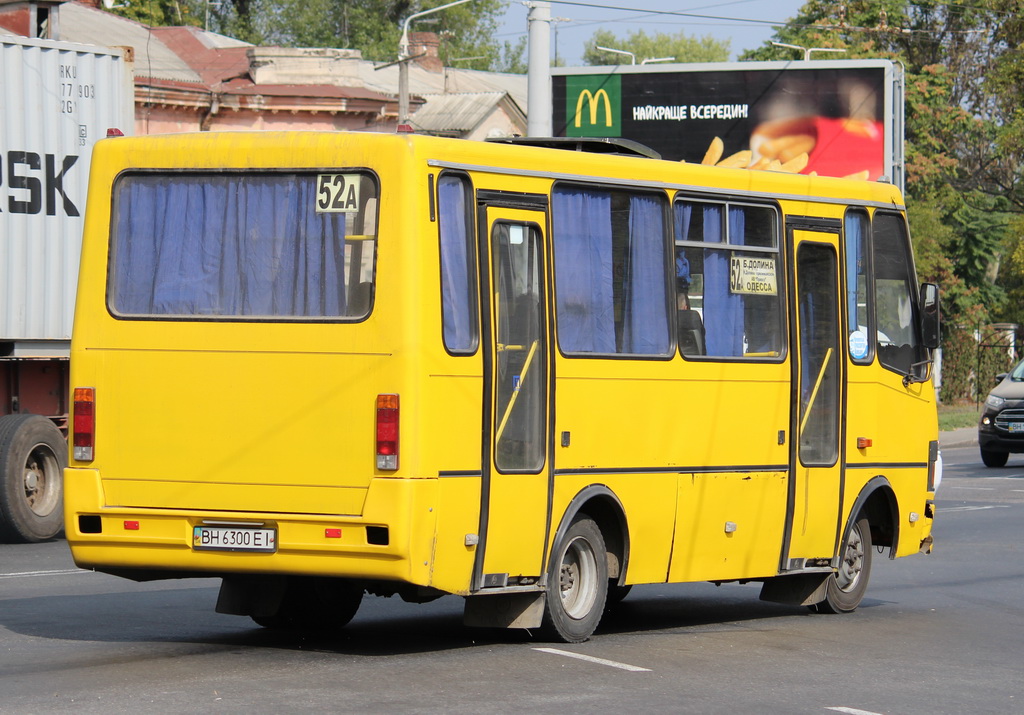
[108,172,378,320]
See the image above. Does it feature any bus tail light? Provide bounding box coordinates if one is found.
[73,387,95,461]
[376,394,399,470]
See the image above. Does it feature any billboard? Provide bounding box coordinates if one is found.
[552,60,904,190]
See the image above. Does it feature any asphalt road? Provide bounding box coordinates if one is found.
[1,444,1021,714]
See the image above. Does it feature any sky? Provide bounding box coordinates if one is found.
[496,0,811,65]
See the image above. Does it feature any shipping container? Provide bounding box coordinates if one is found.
[0,34,133,542]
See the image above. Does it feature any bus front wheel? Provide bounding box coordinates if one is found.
[811,516,872,614]
[541,515,608,643]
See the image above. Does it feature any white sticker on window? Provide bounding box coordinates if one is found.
[849,329,870,359]
[316,174,362,213]
[729,256,777,295]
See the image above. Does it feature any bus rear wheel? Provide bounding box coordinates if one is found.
[811,516,872,614]
[0,414,66,543]
[252,577,363,631]
[541,515,608,643]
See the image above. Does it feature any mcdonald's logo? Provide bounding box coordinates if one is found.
[574,89,613,128]
[565,75,621,137]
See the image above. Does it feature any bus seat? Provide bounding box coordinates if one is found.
[678,309,705,356]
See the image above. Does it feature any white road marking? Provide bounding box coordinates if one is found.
[533,647,651,672]
[0,568,86,580]
[942,505,1010,512]
[826,708,885,715]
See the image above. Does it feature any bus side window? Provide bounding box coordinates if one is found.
[844,208,873,363]
[674,199,783,360]
[872,211,925,377]
[551,185,671,357]
[438,174,479,354]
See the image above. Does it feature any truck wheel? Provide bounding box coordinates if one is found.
[0,414,66,543]
[541,515,608,643]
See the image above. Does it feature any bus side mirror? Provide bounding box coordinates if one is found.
[920,283,940,349]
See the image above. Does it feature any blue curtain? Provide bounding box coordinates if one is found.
[113,175,347,318]
[623,194,669,353]
[674,203,692,289]
[552,187,616,353]
[438,176,475,351]
[703,206,747,357]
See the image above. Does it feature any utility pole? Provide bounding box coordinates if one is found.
[526,1,552,137]
[397,0,472,125]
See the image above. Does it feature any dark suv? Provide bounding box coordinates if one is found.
[979,359,1024,467]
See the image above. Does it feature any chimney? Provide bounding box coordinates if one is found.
[408,31,443,73]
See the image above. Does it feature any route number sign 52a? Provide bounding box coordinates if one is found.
[316,173,361,213]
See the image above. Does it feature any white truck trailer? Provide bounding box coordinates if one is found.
[0,34,133,542]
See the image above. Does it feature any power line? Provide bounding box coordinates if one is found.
[539,0,790,27]
[497,0,995,40]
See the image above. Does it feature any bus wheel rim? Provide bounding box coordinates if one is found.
[559,535,599,620]
[836,522,865,592]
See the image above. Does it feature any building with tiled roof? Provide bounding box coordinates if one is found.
[0,0,527,137]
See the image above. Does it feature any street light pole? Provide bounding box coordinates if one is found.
[596,45,635,65]
[770,41,847,61]
[398,0,473,125]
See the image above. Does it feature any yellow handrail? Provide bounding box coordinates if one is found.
[496,339,539,442]
[799,347,833,435]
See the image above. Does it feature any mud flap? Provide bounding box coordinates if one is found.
[759,572,831,606]
[463,591,545,629]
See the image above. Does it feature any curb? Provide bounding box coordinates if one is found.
[940,439,977,449]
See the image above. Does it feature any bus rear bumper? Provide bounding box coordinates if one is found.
[63,467,447,589]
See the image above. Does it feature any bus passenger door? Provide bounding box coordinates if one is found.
[476,206,552,588]
[785,228,844,567]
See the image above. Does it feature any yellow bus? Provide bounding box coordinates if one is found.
[65,131,940,643]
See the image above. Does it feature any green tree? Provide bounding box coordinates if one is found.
[951,192,1013,302]
[744,1,1024,399]
[582,28,729,66]
[112,0,506,70]
[996,215,1024,330]
[492,36,528,74]
[200,0,503,68]
[108,0,202,27]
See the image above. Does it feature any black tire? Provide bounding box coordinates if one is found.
[810,516,873,614]
[981,447,1009,468]
[0,414,66,543]
[251,577,363,631]
[606,581,632,609]
[541,515,608,643]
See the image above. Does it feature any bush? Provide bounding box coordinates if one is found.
[941,323,1017,402]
